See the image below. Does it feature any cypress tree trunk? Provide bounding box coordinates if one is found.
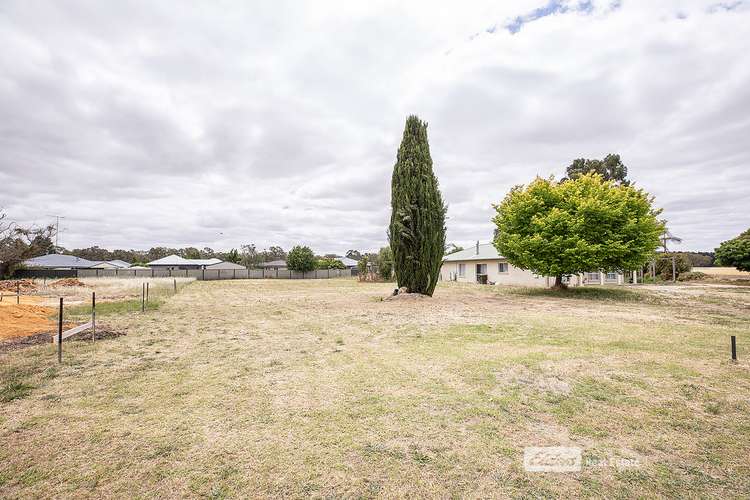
[388,115,446,296]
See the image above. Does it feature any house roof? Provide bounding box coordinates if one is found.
[107,260,131,268]
[205,261,246,270]
[336,257,359,267]
[258,260,287,268]
[442,243,505,262]
[23,254,97,269]
[146,254,222,266]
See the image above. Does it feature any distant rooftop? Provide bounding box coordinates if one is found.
[146,254,222,266]
[257,260,287,268]
[107,260,131,268]
[23,254,97,269]
[336,257,359,267]
[442,243,504,262]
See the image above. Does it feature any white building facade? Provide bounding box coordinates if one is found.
[440,243,625,287]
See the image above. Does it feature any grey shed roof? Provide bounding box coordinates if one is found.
[336,257,359,267]
[258,260,287,268]
[107,260,131,268]
[23,254,97,269]
[205,261,246,270]
[442,243,505,262]
[146,254,222,266]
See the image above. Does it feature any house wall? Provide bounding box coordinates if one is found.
[440,260,551,288]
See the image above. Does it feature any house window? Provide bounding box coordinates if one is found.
[476,263,487,275]
[606,272,617,281]
[587,272,600,282]
[498,262,509,273]
[458,263,465,277]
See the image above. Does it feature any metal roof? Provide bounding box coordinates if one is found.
[336,257,359,267]
[23,254,97,269]
[258,260,287,268]
[146,254,222,266]
[205,261,246,270]
[107,260,132,268]
[442,243,505,262]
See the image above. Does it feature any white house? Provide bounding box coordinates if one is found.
[441,243,625,287]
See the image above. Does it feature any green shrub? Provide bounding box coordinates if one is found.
[677,271,708,282]
[316,257,345,270]
[287,246,316,273]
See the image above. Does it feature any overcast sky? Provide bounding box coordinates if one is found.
[1,0,748,254]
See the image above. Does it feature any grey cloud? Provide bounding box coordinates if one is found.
[1,1,749,254]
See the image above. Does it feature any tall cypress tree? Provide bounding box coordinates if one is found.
[388,115,446,296]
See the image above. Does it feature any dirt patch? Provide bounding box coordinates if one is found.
[66,328,126,342]
[0,304,57,340]
[0,328,126,352]
[0,279,37,293]
[384,292,430,301]
[0,332,52,352]
[50,278,89,288]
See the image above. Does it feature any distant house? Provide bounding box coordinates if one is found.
[441,243,624,287]
[23,254,97,270]
[23,254,132,270]
[257,260,287,270]
[205,261,246,271]
[335,257,359,269]
[146,254,222,270]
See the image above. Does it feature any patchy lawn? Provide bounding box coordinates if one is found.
[1,279,749,497]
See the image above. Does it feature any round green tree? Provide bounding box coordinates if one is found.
[715,229,750,271]
[287,245,316,273]
[492,174,664,288]
[377,246,394,281]
[388,115,446,296]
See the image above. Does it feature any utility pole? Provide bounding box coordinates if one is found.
[46,214,65,251]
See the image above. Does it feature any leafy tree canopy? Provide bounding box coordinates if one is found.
[377,246,394,281]
[317,257,345,270]
[287,245,316,272]
[0,211,56,277]
[389,115,446,296]
[223,248,240,263]
[715,228,750,271]
[492,174,663,287]
[565,153,629,185]
[444,243,464,255]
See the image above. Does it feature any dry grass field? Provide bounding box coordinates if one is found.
[1,278,749,497]
[694,267,750,278]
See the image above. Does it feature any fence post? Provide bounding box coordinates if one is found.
[146,282,149,303]
[92,292,96,342]
[202,269,205,281]
[142,283,145,312]
[152,268,155,278]
[174,278,177,294]
[672,257,677,282]
[731,336,737,361]
[58,297,63,363]
[17,282,20,304]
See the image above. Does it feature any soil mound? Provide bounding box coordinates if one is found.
[50,278,88,288]
[0,304,56,340]
[0,279,37,293]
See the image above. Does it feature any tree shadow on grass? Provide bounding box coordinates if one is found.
[506,286,663,304]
